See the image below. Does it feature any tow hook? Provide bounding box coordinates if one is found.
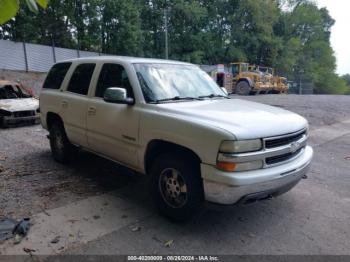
[302,174,308,179]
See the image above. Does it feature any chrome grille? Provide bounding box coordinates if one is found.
[13,110,35,118]
[263,129,307,166]
[265,148,303,165]
[265,130,306,148]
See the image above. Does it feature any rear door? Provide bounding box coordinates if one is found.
[86,63,140,168]
[60,63,96,147]
[40,62,72,128]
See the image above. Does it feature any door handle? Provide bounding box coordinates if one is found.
[61,100,68,108]
[88,106,96,115]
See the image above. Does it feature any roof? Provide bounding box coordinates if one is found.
[59,56,194,66]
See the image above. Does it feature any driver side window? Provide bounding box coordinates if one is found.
[232,65,239,76]
[95,63,134,98]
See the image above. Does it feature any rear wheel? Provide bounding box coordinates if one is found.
[49,121,77,163]
[150,153,203,221]
[235,81,251,95]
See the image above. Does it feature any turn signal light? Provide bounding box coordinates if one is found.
[216,161,236,172]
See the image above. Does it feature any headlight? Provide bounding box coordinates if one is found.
[217,139,263,172]
[219,139,262,153]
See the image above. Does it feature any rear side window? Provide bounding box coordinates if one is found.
[43,62,71,89]
[67,63,96,95]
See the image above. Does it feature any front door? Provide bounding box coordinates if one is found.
[86,63,139,168]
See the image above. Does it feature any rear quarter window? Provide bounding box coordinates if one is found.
[43,62,72,89]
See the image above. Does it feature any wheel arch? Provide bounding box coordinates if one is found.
[144,140,202,174]
[237,77,254,87]
[46,112,63,130]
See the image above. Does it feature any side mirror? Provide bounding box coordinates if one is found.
[221,87,228,95]
[103,87,134,105]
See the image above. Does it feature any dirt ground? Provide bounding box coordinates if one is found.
[0,94,350,256]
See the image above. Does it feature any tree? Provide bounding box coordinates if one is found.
[140,0,167,58]
[167,0,208,63]
[99,0,143,56]
[0,0,48,24]
[0,0,347,94]
[341,74,350,94]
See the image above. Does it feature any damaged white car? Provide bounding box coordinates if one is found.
[0,80,40,128]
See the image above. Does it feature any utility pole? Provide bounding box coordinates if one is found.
[164,8,169,59]
[299,69,304,95]
[51,34,56,63]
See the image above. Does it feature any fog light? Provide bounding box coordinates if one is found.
[216,160,263,172]
[234,160,263,171]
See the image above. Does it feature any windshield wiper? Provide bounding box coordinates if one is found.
[150,96,204,104]
[198,94,230,99]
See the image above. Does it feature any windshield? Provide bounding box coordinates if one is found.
[241,63,249,72]
[0,85,32,99]
[134,63,226,103]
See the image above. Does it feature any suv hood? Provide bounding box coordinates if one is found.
[157,98,307,140]
[0,98,39,113]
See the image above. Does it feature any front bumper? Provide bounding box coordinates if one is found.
[1,115,40,127]
[201,145,313,205]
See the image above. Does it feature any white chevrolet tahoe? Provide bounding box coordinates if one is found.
[40,57,313,221]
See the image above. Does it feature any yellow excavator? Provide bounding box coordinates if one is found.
[203,62,288,95]
[255,66,289,94]
[273,76,288,94]
[229,62,272,95]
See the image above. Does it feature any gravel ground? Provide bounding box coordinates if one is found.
[238,94,350,128]
[0,127,139,220]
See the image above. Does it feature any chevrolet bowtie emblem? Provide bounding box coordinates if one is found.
[290,142,300,153]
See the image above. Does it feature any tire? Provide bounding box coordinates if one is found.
[150,153,203,222]
[49,121,77,163]
[0,117,9,128]
[235,81,251,95]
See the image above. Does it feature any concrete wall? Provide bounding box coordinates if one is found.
[0,69,46,96]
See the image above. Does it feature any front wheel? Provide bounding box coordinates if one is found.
[235,81,251,95]
[150,153,203,221]
[49,121,77,163]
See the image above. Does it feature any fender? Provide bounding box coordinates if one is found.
[238,77,254,88]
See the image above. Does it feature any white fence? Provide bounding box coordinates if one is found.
[0,40,102,73]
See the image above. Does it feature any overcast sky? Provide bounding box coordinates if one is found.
[316,0,350,75]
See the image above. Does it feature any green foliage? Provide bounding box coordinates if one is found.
[0,0,347,94]
[0,0,19,24]
[99,0,143,55]
[341,74,350,94]
[0,0,48,24]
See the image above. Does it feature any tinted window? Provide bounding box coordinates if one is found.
[231,65,239,76]
[95,64,133,98]
[43,62,71,89]
[67,63,96,95]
